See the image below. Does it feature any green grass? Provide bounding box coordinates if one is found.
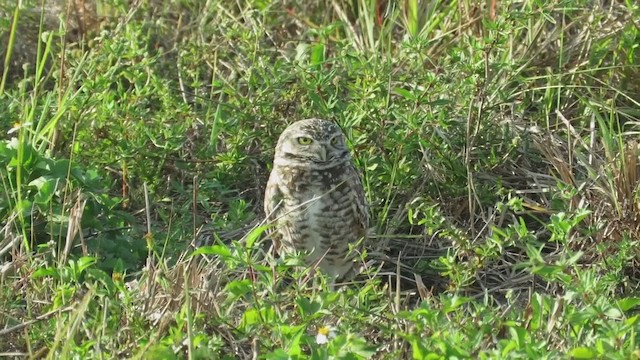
[1,0,639,358]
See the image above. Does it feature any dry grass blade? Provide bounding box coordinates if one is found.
[0,0,638,357]
[0,305,74,337]
[61,195,87,265]
[0,213,21,259]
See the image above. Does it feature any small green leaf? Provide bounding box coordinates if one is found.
[85,268,117,295]
[296,297,321,317]
[530,293,543,331]
[443,295,471,312]
[500,339,517,357]
[283,326,305,356]
[531,264,561,276]
[14,199,33,215]
[48,159,72,179]
[144,344,180,360]
[245,224,269,249]
[76,256,97,274]
[29,176,58,205]
[32,267,59,279]
[616,298,640,311]
[310,43,325,67]
[225,279,252,297]
[0,140,16,163]
[565,251,584,265]
[241,308,261,328]
[429,99,453,106]
[393,87,415,100]
[264,349,289,360]
[191,244,232,258]
[569,347,595,359]
[509,326,527,347]
[604,307,622,319]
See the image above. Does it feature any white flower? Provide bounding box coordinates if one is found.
[316,326,336,345]
[7,122,31,134]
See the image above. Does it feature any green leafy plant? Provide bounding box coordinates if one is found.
[1,0,639,358]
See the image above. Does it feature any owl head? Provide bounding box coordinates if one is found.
[274,118,351,166]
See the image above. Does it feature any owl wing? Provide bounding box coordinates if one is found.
[346,163,369,238]
[263,170,284,250]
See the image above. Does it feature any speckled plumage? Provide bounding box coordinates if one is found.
[264,118,368,283]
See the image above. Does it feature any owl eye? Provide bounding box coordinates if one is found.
[297,137,313,145]
[330,137,340,146]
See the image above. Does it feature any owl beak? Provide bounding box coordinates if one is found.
[319,146,328,162]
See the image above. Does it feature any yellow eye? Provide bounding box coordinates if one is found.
[297,137,313,145]
[330,137,340,146]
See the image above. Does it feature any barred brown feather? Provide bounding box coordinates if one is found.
[264,118,368,283]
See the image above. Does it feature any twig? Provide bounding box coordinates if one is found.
[0,306,74,336]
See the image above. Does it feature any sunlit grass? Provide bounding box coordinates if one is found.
[0,0,638,358]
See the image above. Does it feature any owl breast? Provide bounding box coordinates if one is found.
[276,164,361,278]
[263,118,368,284]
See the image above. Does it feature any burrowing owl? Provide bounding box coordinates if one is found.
[264,118,368,284]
